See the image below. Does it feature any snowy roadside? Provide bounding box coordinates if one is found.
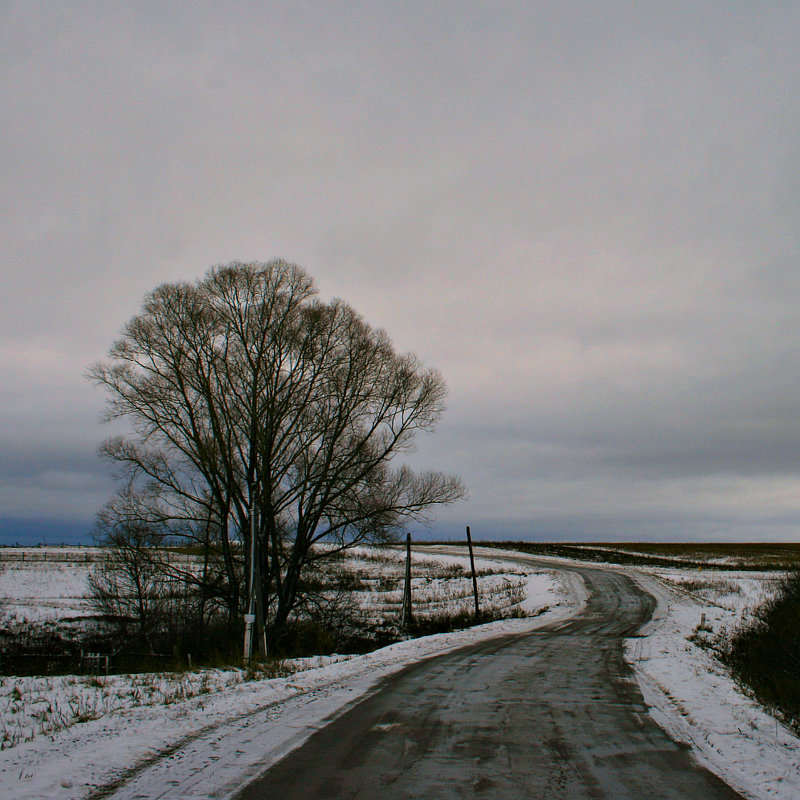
[0,558,581,800]
[8,544,795,800]
[462,547,800,800]
[626,569,800,800]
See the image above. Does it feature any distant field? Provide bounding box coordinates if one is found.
[477,541,800,570]
[0,546,537,626]
[0,545,564,675]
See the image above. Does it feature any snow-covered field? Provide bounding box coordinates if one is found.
[0,548,104,622]
[331,545,544,623]
[1,545,799,800]
[0,546,576,799]
[0,545,543,627]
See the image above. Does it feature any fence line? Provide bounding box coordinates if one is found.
[0,548,203,565]
[0,549,109,564]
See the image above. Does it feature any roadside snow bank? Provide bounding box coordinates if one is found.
[627,570,800,800]
[457,547,800,800]
[0,564,580,800]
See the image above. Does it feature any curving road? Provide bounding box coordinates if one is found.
[235,563,743,800]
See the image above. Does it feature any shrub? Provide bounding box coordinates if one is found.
[722,571,800,727]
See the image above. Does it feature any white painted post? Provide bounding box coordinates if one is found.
[243,614,255,663]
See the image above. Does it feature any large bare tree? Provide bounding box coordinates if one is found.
[90,260,464,653]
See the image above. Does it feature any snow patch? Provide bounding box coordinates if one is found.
[0,550,578,800]
[626,569,800,800]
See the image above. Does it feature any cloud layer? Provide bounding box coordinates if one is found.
[3,2,800,541]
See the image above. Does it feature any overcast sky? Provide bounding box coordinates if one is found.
[3,1,800,543]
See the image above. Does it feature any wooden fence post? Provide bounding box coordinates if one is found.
[466,525,480,622]
[401,533,413,628]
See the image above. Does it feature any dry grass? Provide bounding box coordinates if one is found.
[720,572,800,731]
[0,661,296,750]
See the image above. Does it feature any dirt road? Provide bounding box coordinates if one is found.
[235,564,743,800]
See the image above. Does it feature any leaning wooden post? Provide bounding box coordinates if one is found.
[401,533,413,628]
[466,525,480,622]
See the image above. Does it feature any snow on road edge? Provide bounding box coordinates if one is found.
[468,548,800,800]
[626,571,800,800]
[11,546,791,800]
[0,559,582,800]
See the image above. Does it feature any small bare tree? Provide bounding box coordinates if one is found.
[88,493,167,650]
[89,488,234,654]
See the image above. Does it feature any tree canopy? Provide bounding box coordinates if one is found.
[90,260,464,653]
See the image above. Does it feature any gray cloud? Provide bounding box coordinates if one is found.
[3,2,800,540]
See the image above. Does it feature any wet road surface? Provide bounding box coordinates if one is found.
[235,565,744,800]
